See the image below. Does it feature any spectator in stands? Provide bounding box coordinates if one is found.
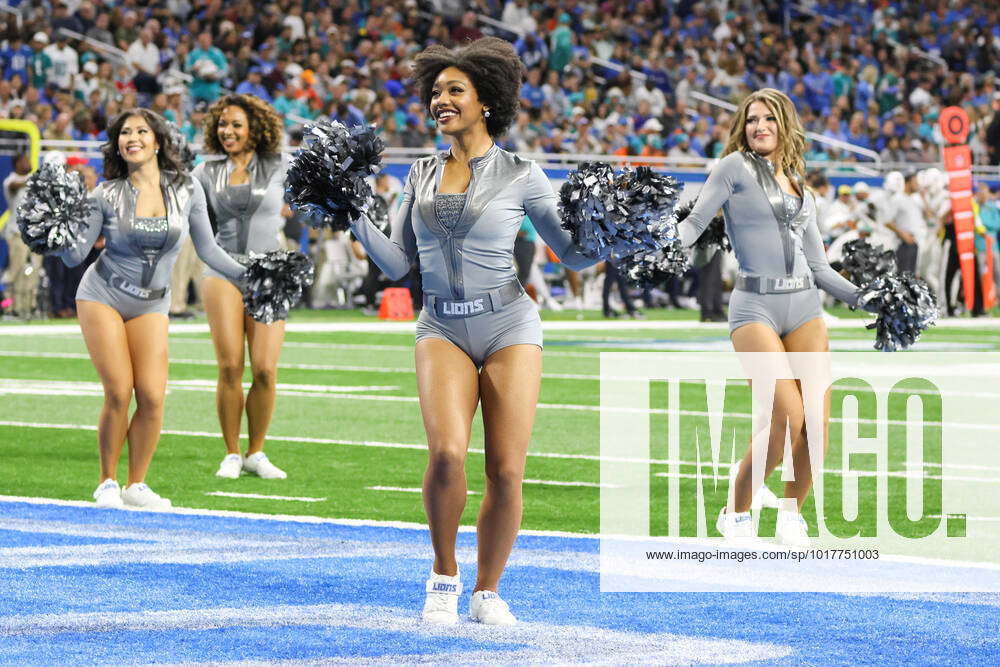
[85,11,113,46]
[886,171,924,274]
[986,94,1000,165]
[235,66,271,102]
[451,11,483,45]
[1,33,33,85]
[73,60,100,102]
[668,132,702,167]
[43,32,79,94]
[127,28,161,97]
[502,0,536,34]
[2,153,41,318]
[29,32,52,90]
[187,31,227,103]
[548,12,573,72]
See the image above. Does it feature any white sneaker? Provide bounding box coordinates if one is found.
[215,453,243,478]
[752,485,780,509]
[93,479,123,508]
[716,508,754,539]
[422,570,461,624]
[469,590,516,626]
[121,483,172,510]
[776,510,810,548]
[242,452,287,479]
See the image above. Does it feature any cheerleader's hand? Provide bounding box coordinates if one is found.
[16,162,94,255]
[241,250,315,323]
[558,162,685,286]
[284,119,384,232]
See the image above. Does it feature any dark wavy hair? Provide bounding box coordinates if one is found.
[203,93,284,156]
[102,108,186,182]
[412,37,525,138]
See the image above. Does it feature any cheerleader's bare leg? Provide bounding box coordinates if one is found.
[203,276,247,456]
[415,337,481,577]
[475,343,541,592]
[244,313,285,456]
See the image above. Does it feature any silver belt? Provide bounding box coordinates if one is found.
[736,274,813,294]
[424,280,524,319]
[96,256,167,300]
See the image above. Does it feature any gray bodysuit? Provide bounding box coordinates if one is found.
[64,174,246,321]
[193,153,287,285]
[350,144,596,366]
[678,151,861,336]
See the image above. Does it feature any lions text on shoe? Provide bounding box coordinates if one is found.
[432,582,457,593]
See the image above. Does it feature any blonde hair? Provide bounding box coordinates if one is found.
[723,88,806,180]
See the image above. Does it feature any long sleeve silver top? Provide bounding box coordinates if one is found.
[349,144,596,300]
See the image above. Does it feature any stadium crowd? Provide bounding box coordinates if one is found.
[1,0,1000,319]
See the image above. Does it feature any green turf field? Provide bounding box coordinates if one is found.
[1,307,998,542]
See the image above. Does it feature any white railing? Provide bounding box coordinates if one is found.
[57,28,131,68]
[33,139,1000,180]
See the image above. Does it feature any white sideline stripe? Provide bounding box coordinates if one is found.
[654,470,1000,484]
[7,316,1000,337]
[3,420,1000,477]
[204,492,327,502]
[4,494,1000,574]
[367,485,478,495]
[928,515,1000,522]
[8,348,1000,394]
[3,379,1000,432]
[171,379,399,393]
[524,478,621,488]
[0,377,398,397]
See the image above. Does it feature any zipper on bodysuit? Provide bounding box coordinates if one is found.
[450,160,479,300]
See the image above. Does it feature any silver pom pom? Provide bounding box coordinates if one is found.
[241,250,315,323]
[16,162,94,255]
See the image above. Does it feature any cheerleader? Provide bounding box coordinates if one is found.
[193,94,289,480]
[347,37,597,624]
[677,89,873,547]
[62,109,246,509]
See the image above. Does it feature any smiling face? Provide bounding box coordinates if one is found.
[217,104,252,156]
[429,66,486,137]
[117,114,159,166]
[744,100,779,158]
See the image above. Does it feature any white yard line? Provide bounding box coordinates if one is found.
[4,316,1000,337]
[366,486,479,495]
[2,419,999,478]
[2,377,998,432]
[205,491,327,502]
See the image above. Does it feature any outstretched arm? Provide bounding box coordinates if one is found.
[349,172,417,281]
[58,191,106,267]
[677,154,740,248]
[523,161,597,271]
[803,194,861,306]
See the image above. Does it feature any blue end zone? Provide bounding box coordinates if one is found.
[1,500,998,665]
[2,626,528,666]
[0,527,151,548]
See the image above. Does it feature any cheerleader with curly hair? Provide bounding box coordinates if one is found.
[194,94,291,481]
[348,37,597,624]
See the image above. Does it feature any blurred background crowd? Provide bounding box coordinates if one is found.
[1,0,1000,321]
[0,0,999,162]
